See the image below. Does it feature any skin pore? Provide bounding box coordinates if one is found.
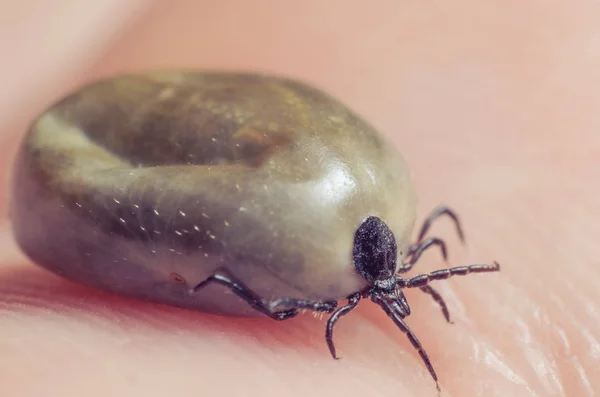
[0,2,598,397]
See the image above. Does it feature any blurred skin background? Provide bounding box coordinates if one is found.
[0,1,598,396]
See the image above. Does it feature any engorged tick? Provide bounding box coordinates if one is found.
[9,71,501,395]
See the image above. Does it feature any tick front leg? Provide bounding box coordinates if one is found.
[419,285,453,324]
[325,292,361,359]
[376,297,441,395]
[190,270,337,321]
[402,261,501,289]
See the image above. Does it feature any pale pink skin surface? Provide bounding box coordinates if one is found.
[1,2,599,397]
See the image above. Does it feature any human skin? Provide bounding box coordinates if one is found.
[0,1,598,397]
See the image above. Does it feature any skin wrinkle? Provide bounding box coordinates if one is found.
[534,288,587,396]
[548,292,600,396]
[471,340,537,397]
[507,290,568,394]
[1,2,600,397]
[552,329,590,397]
[476,190,600,392]
[449,296,537,394]
[572,357,594,396]
[435,243,568,395]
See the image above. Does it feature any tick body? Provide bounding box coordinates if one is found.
[9,71,499,393]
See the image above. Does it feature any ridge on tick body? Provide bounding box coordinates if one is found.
[9,71,500,394]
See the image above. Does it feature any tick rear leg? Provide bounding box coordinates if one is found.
[190,270,337,321]
[402,206,464,273]
[400,237,448,273]
[415,205,465,244]
[269,297,337,313]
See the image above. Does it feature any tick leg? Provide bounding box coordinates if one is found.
[190,270,337,320]
[269,297,337,313]
[414,205,465,245]
[190,271,297,320]
[402,206,463,273]
[377,297,441,395]
[400,237,448,273]
[419,285,452,324]
[325,292,361,359]
[402,261,501,289]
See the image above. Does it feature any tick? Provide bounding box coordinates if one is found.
[9,71,500,394]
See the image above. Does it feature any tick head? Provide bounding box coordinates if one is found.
[353,216,397,285]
